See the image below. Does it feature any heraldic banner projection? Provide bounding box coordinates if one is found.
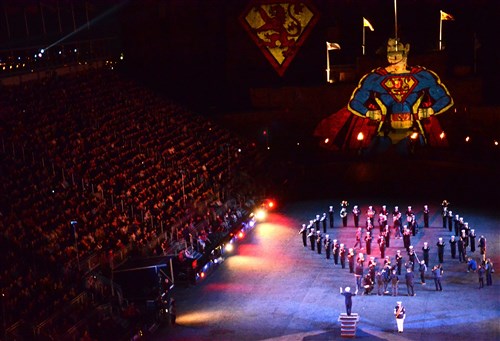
[240,0,319,76]
[314,37,454,154]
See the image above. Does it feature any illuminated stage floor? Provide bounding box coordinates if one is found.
[153,201,499,340]
[151,153,499,340]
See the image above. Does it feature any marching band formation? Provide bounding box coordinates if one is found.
[298,200,494,297]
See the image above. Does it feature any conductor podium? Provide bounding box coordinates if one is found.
[338,313,359,338]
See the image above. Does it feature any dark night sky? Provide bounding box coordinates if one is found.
[1,0,498,107]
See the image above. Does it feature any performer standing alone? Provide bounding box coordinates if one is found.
[394,301,406,333]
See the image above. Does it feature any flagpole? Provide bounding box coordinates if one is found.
[362,19,366,55]
[326,44,330,83]
[439,12,443,50]
[394,0,398,41]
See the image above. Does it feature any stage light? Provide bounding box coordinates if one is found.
[357,132,364,141]
[494,140,498,146]
[465,136,470,142]
[254,208,267,221]
[238,231,244,239]
[324,138,329,144]
[38,53,42,58]
[225,243,234,252]
[410,132,419,140]
[200,272,206,278]
[267,201,274,209]
[440,132,445,139]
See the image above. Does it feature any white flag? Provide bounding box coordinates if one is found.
[327,42,341,50]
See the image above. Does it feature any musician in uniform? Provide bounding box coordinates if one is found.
[316,231,323,254]
[324,235,332,259]
[299,223,308,247]
[408,245,416,271]
[442,205,448,229]
[454,214,460,236]
[384,225,391,248]
[321,212,327,233]
[395,250,403,275]
[353,227,363,249]
[393,206,403,238]
[441,200,450,229]
[394,301,406,333]
[422,241,430,267]
[464,223,470,247]
[308,228,316,251]
[423,204,430,227]
[437,237,445,263]
[340,207,348,227]
[418,260,427,285]
[339,244,347,269]
[378,234,386,259]
[352,205,360,228]
[367,205,376,226]
[379,207,388,233]
[365,231,373,255]
[469,229,476,253]
[458,235,466,263]
[348,248,355,273]
[329,205,334,228]
[333,239,340,264]
[315,214,321,231]
[403,226,411,252]
[449,235,457,259]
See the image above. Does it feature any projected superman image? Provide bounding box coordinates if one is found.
[315,37,454,155]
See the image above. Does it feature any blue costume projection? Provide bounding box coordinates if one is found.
[315,38,454,154]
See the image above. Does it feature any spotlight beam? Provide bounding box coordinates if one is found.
[43,1,129,52]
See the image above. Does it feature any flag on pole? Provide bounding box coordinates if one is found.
[363,17,374,31]
[440,10,454,21]
[327,42,341,50]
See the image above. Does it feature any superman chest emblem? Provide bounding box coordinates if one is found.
[381,75,418,102]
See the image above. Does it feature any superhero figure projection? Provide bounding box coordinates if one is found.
[315,37,454,154]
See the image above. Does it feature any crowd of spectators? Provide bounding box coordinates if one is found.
[0,67,268,338]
